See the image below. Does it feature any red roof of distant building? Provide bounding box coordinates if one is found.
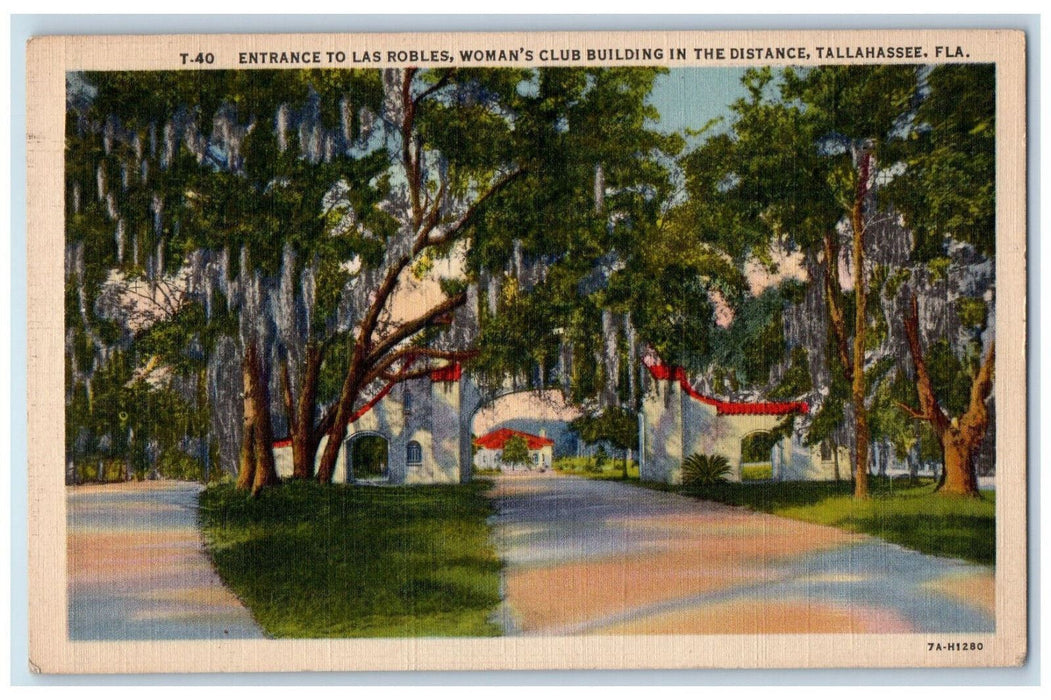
[645,362,808,416]
[473,427,554,450]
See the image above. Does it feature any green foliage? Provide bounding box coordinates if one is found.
[681,453,732,487]
[927,257,952,282]
[882,268,912,300]
[351,436,388,478]
[707,286,791,386]
[74,459,129,483]
[468,67,685,404]
[65,340,213,482]
[570,406,637,453]
[869,371,921,461]
[957,297,989,330]
[473,275,562,390]
[500,435,530,466]
[674,64,997,467]
[805,368,851,447]
[199,481,503,637]
[66,63,999,495]
[630,266,719,374]
[156,451,207,481]
[886,64,996,258]
[925,339,972,417]
[771,346,812,399]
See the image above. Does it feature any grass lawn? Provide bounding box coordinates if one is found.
[674,478,995,565]
[554,456,640,480]
[740,463,774,481]
[198,479,503,638]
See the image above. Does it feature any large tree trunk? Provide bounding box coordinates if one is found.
[250,356,279,496]
[290,425,319,480]
[823,233,852,381]
[942,434,979,495]
[831,440,841,481]
[852,389,871,498]
[849,150,873,499]
[317,349,363,484]
[317,414,346,485]
[282,344,324,480]
[236,348,259,490]
[902,295,994,497]
[237,341,281,494]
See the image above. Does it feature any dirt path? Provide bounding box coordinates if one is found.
[67,481,265,640]
[487,474,995,635]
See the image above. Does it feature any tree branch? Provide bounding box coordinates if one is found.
[960,340,995,439]
[401,68,422,223]
[415,179,448,245]
[894,400,929,422]
[379,367,435,383]
[413,69,455,108]
[316,403,337,439]
[365,291,469,367]
[903,293,951,437]
[279,356,295,436]
[375,349,477,386]
[823,231,853,382]
[356,253,411,353]
[422,168,526,250]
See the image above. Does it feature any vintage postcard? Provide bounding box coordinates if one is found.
[26,29,1027,673]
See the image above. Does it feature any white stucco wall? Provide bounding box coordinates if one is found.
[273,374,466,485]
[640,375,833,484]
[641,379,684,483]
[773,440,847,481]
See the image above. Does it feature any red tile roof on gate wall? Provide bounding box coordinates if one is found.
[645,362,808,416]
[473,427,555,451]
[429,363,463,382]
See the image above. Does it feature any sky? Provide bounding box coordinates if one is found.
[649,67,750,138]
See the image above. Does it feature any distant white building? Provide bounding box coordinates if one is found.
[473,427,554,471]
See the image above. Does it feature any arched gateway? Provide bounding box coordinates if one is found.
[273,363,479,485]
[274,358,846,485]
[638,359,846,484]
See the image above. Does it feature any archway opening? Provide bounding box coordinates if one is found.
[468,388,579,476]
[349,434,389,481]
[740,431,776,481]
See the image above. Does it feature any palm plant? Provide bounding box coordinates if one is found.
[681,453,731,487]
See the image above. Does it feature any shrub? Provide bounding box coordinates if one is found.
[594,445,609,468]
[75,458,127,483]
[156,451,206,481]
[681,453,731,487]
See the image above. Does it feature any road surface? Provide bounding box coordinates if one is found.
[67,481,265,640]
[487,474,995,635]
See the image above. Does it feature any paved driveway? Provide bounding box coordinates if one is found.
[67,481,264,640]
[487,474,995,635]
